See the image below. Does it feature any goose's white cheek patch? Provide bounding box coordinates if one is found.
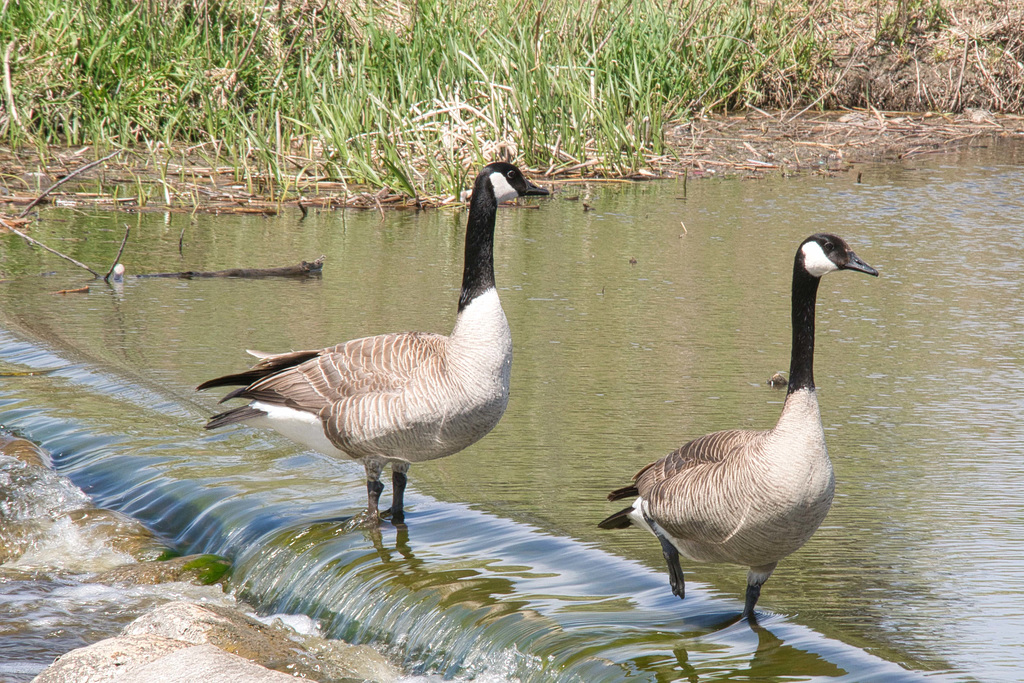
[489,172,518,204]
[801,241,839,277]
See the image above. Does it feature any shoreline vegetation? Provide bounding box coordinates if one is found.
[1,0,1023,212]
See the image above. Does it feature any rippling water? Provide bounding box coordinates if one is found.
[2,142,1023,681]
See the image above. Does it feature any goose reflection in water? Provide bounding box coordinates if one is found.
[243,515,537,632]
[667,618,847,681]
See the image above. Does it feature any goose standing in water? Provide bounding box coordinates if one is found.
[198,162,548,525]
[599,233,877,618]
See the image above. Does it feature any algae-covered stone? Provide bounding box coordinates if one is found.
[90,554,232,586]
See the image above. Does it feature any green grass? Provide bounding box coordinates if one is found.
[1,0,832,196]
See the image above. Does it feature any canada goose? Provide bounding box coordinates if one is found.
[599,233,877,618]
[197,162,549,525]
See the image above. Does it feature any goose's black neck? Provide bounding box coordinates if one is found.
[458,175,498,312]
[787,264,821,394]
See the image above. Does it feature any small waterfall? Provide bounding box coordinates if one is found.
[0,328,925,682]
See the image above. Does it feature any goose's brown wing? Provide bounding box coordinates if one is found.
[205,331,449,414]
[638,429,768,543]
[607,429,756,501]
[633,429,759,492]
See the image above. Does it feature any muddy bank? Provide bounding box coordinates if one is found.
[1,109,1022,221]
[1,3,1023,216]
[661,108,1024,179]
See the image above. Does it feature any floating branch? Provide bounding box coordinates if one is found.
[137,256,325,279]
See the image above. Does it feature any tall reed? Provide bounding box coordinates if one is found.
[1,0,829,195]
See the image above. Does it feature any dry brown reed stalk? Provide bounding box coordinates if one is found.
[17,150,122,218]
[799,1,1024,115]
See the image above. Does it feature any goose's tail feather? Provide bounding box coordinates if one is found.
[598,506,634,530]
[204,405,267,430]
[607,484,639,502]
[196,350,321,394]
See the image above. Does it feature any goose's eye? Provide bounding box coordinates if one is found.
[822,241,834,253]
[507,170,516,179]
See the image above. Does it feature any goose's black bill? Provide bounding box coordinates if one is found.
[843,252,878,277]
[523,180,549,196]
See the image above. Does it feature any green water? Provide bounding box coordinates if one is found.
[2,143,1023,681]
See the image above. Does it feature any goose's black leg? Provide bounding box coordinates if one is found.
[366,478,384,519]
[359,459,385,527]
[658,534,686,599]
[645,510,685,599]
[742,583,761,619]
[389,462,409,524]
[743,563,776,620]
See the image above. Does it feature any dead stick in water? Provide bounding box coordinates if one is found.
[0,215,103,278]
[104,224,131,281]
[18,150,123,218]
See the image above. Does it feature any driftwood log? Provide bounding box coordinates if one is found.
[136,256,325,279]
